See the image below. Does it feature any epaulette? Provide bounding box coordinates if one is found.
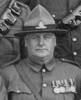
[0,54,20,69]
[60,58,80,67]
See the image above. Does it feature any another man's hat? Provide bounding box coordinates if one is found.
[15,4,67,37]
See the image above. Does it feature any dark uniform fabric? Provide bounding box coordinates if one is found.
[55,24,81,67]
[54,33,73,60]
[1,58,81,100]
[69,24,81,66]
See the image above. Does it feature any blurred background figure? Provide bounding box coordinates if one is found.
[0,0,32,67]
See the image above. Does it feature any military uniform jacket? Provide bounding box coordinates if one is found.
[1,58,81,100]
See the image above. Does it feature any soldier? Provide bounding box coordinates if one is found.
[1,4,81,100]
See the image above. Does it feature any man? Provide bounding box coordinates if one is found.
[1,4,81,100]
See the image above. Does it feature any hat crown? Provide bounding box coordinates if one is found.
[24,4,55,27]
[14,4,67,37]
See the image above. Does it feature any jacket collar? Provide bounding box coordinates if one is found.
[24,56,58,72]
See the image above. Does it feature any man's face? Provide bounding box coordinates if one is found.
[25,32,56,58]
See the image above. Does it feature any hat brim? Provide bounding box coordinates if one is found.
[15,25,68,37]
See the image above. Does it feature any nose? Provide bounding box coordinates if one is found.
[38,35,44,46]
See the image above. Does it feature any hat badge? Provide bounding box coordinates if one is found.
[35,21,47,29]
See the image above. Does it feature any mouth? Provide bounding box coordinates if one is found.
[36,49,48,51]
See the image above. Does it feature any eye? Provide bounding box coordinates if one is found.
[44,34,54,38]
[30,34,40,39]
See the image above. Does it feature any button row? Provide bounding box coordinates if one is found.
[72,37,78,56]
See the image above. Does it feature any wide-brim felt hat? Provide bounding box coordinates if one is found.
[15,4,68,37]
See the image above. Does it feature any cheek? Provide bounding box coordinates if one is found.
[26,39,38,55]
[47,39,56,50]
[27,43,36,55]
[29,40,37,50]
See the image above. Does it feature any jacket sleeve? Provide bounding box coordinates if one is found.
[0,76,8,100]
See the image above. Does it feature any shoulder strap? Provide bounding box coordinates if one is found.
[15,62,43,100]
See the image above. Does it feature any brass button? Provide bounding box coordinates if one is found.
[73,52,77,56]
[72,38,77,42]
[42,68,46,73]
[42,83,47,88]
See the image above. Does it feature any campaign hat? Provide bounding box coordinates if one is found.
[15,4,67,37]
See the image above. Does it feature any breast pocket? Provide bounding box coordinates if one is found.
[8,82,36,100]
[8,91,35,100]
